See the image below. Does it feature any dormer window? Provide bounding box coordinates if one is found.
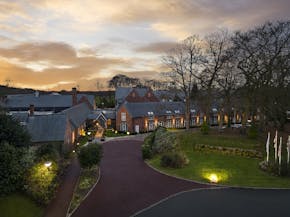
[174,110,180,114]
[166,110,172,114]
[148,92,151,97]
[132,92,136,97]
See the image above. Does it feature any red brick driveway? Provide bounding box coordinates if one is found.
[71,139,210,217]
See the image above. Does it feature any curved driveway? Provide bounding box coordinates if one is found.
[72,139,209,217]
[135,188,290,217]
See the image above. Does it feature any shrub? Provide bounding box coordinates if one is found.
[0,142,26,195]
[142,144,153,159]
[248,124,258,139]
[25,161,58,204]
[200,122,210,135]
[35,143,60,161]
[152,127,177,154]
[78,143,103,168]
[160,152,189,168]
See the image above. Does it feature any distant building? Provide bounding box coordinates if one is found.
[115,87,159,107]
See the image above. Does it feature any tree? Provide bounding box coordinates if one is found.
[163,36,204,129]
[232,20,290,129]
[0,114,30,147]
[78,143,103,168]
[0,142,26,195]
[108,74,141,89]
[198,29,233,123]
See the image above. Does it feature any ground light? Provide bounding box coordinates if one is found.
[209,174,218,183]
[127,132,130,135]
[202,169,229,184]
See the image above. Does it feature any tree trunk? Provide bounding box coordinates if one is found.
[185,97,190,130]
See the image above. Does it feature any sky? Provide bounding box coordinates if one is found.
[0,0,289,91]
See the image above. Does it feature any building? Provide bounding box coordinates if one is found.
[115,87,159,107]
[0,87,95,112]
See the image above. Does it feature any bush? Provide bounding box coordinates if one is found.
[152,127,177,154]
[142,144,153,159]
[0,142,26,195]
[35,143,60,161]
[160,152,189,168]
[200,122,210,135]
[78,143,103,168]
[25,161,58,205]
[248,124,258,139]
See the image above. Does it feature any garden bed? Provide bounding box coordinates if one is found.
[67,166,100,216]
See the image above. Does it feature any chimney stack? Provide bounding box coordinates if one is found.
[29,104,34,116]
[72,87,77,106]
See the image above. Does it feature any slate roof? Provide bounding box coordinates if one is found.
[26,113,67,142]
[61,102,92,129]
[115,87,150,103]
[88,109,116,120]
[123,101,186,118]
[2,93,95,109]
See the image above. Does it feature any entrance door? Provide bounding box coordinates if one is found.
[135,125,140,133]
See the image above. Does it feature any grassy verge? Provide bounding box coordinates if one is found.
[68,166,99,215]
[147,131,290,188]
[104,129,128,137]
[0,193,43,217]
[177,131,261,151]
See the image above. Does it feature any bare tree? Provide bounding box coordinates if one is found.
[233,20,290,129]
[163,35,204,129]
[197,29,233,123]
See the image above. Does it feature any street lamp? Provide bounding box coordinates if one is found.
[44,161,52,168]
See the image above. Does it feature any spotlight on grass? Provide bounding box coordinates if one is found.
[209,173,218,183]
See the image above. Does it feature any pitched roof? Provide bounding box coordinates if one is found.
[3,93,94,109]
[115,87,132,102]
[61,102,92,128]
[122,101,186,118]
[26,113,68,142]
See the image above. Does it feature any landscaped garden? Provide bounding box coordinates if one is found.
[144,127,290,188]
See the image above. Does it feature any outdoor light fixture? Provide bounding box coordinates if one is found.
[77,142,80,146]
[115,130,118,134]
[73,150,75,153]
[209,174,218,183]
[44,161,52,168]
[87,132,91,135]
[127,132,130,135]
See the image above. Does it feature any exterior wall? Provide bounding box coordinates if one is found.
[143,89,159,102]
[116,105,133,132]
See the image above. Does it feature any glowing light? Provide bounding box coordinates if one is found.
[87,131,91,135]
[209,174,218,183]
[115,130,118,134]
[73,150,75,153]
[127,132,130,135]
[44,161,52,168]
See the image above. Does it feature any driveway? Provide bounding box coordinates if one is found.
[71,139,209,217]
[135,188,290,217]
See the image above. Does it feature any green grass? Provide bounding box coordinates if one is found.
[147,131,290,188]
[104,129,128,137]
[177,131,261,151]
[0,193,43,217]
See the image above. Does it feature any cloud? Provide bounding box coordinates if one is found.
[135,41,179,54]
[0,41,132,90]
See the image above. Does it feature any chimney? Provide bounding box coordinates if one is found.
[35,91,39,97]
[29,104,34,116]
[72,87,77,106]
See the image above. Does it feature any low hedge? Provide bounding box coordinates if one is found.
[194,144,263,159]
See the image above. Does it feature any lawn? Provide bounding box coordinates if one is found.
[147,131,290,188]
[0,193,43,217]
[177,131,261,151]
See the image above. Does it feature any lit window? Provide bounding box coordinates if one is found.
[121,112,126,121]
[148,111,154,116]
[174,110,180,114]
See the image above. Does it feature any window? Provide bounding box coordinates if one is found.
[175,118,181,128]
[148,120,155,131]
[166,110,172,114]
[148,111,154,115]
[175,110,180,114]
[121,112,126,121]
[166,119,173,128]
[120,122,127,132]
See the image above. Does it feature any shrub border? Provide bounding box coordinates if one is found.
[66,167,101,217]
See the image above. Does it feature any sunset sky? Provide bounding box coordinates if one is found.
[0,0,289,90]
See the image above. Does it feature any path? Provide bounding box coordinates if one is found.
[72,139,209,217]
[43,155,81,217]
[135,188,290,217]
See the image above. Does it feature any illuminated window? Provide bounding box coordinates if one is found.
[121,112,126,121]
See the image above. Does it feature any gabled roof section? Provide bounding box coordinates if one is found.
[61,102,92,128]
[3,93,95,109]
[26,113,67,142]
[115,87,132,102]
